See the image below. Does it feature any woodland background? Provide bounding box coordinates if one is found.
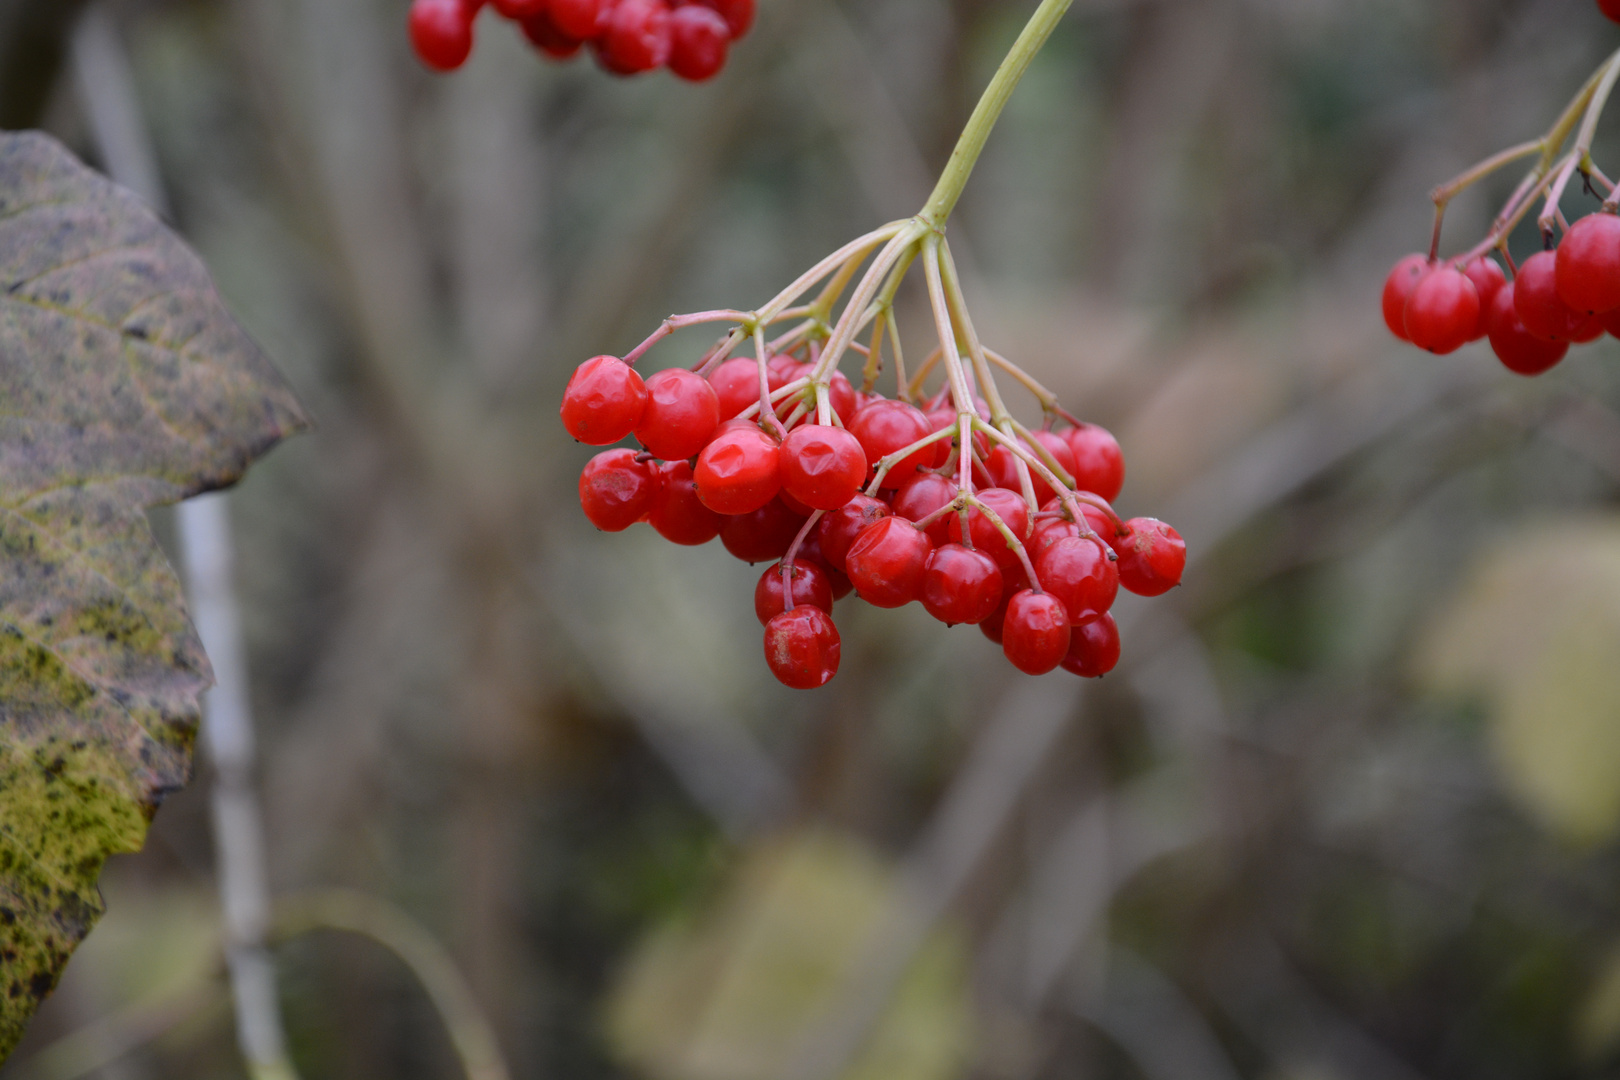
[6,0,1620,1078]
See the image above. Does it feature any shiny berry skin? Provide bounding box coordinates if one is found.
[1034,534,1119,622]
[1403,265,1479,355]
[635,368,721,461]
[1557,212,1620,314]
[764,606,841,689]
[920,544,1003,625]
[1115,518,1185,597]
[694,0,753,37]
[579,449,661,532]
[1060,612,1121,678]
[1515,251,1584,340]
[797,533,853,600]
[695,424,781,515]
[891,471,957,545]
[816,495,890,572]
[648,460,724,545]
[979,562,1030,646]
[1487,283,1570,376]
[987,433,1077,506]
[1381,253,1429,342]
[1461,256,1507,341]
[491,0,546,16]
[1031,516,1079,557]
[409,0,477,71]
[1002,591,1071,675]
[669,4,730,81]
[549,0,610,39]
[755,561,835,625]
[520,10,585,57]
[720,498,806,563]
[1063,424,1125,502]
[709,357,768,420]
[599,0,672,73]
[782,364,859,425]
[947,488,1032,571]
[561,356,649,445]
[780,425,867,511]
[845,517,933,608]
[850,399,936,486]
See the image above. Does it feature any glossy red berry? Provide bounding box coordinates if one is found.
[797,533,853,600]
[755,561,835,625]
[1487,282,1570,376]
[549,0,610,39]
[648,460,724,545]
[947,488,1032,571]
[1460,256,1507,341]
[1403,265,1479,355]
[709,357,768,420]
[920,544,1003,625]
[780,425,867,511]
[561,356,649,445]
[579,449,661,532]
[1002,591,1071,675]
[1556,212,1620,314]
[987,433,1077,506]
[891,471,957,545]
[764,606,841,689]
[599,0,672,73]
[1381,253,1429,342]
[1035,534,1119,623]
[845,517,933,608]
[850,399,936,487]
[781,364,859,425]
[1115,518,1185,597]
[1515,250,1584,340]
[491,0,546,17]
[520,10,585,57]
[693,0,753,37]
[1063,424,1125,502]
[816,495,891,573]
[695,424,781,515]
[978,562,1029,646]
[409,0,477,71]
[720,498,807,563]
[635,368,721,461]
[1060,612,1121,678]
[669,4,730,81]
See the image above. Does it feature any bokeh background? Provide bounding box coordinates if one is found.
[7,0,1620,1077]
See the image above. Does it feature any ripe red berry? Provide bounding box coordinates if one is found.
[1060,612,1120,678]
[1063,424,1125,502]
[1034,534,1119,623]
[1031,515,1079,557]
[648,460,724,545]
[549,0,610,38]
[1403,265,1479,354]
[695,424,782,515]
[491,0,546,17]
[720,498,807,563]
[709,357,769,420]
[816,494,891,572]
[1381,253,1429,342]
[845,517,933,608]
[579,449,661,532]
[1487,282,1570,376]
[520,10,585,57]
[782,364,859,425]
[599,0,672,73]
[409,0,477,71]
[987,432,1077,506]
[797,533,853,600]
[669,4,730,81]
[947,488,1032,571]
[920,544,1003,625]
[1602,0,1620,23]
[561,356,650,445]
[764,606,841,689]
[755,561,835,625]
[692,0,753,37]
[1115,518,1185,597]
[850,399,936,486]
[635,368,721,461]
[1515,250,1585,340]
[1002,590,1071,675]
[780,425,867,511]
[1461,256,1507,341]
[891,471,958,545]
[1556,212,1620,314]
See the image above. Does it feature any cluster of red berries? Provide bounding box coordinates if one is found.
[1382,209,1620,376]
[562,353,1186,690]
[408,0,752,78]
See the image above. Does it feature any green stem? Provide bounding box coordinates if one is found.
[918,0,1075,228]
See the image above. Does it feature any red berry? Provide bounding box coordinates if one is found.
[1403,265,1479,354]
[755,561,834,625]
[1381,253,1429,342]
[978,561,1030,646]
[1034,534,1119,623]
[1556,212,1620,314]
[720,498,806,563]
[782,364,859,426]
[409,0,477,70]
[891,471,958,545]
[1060,612,1120,678]
[1515,251,1585,341]
[1063,424,1125,502]
[845,517,933,608]
[709,357,770,420]
[1602,0,1620,22]
[491,0,546,17]
[669,4,730,81]
[850,399,936,487]
[1030,515,1079,557]
[549,0,610,38]
[816,494,890,573]
[1572,312,1606,343]
[920,544,1003,625]
[1115,518,1185,597]
[764,606,840,689]
[780,425,867,511]
[1461,256,1507,341]
[648,460,723,545]
[695,424,782,514]
[1487,282,1569,376]
[635,368,721,461]
[579,449,661,532]
[561,356,649,445]
[987,432,1078,506]
[692,0,753,37]
[520,9,585,56]
[599,0,672,73]
[1002,591,1071,675]
[947,488,1032,571]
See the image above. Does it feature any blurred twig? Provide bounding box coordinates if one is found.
[4,986,225,1080]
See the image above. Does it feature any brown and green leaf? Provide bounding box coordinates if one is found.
[0,130,305,1059]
